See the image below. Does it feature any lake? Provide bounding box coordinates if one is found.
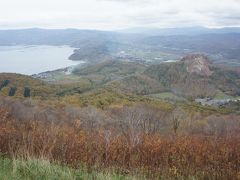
[0,45,80,75]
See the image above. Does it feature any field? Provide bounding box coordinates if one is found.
[148,92,185,101]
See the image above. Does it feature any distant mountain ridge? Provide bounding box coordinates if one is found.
[0,27,240,66]
[118,26,240,36]
[0,28,115,46]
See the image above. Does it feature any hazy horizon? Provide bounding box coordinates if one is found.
[0,26,240,31]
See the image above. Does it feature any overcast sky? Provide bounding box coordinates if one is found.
[0,0,240,30]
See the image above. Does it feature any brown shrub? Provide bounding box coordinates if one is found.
[0,107,239,179]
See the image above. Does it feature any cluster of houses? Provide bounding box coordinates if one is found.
[32,72,52,79]
[195,97,240,106]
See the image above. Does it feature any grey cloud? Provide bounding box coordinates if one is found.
[0,0,240,29]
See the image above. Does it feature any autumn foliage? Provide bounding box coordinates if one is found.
[0,105,240,179]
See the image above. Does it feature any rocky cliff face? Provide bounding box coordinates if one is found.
[181,54,213,76]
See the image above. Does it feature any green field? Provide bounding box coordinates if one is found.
[0,157,137,180]
[148,92,185,101]
[214,91,240,100]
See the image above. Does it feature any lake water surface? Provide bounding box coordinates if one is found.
[0,45,79,75]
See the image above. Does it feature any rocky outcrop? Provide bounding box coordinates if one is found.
[181,54,213,76]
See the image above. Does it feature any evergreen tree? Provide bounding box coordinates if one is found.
[0,80,10,90]
[8,87,17,96]
[24,87,31,97]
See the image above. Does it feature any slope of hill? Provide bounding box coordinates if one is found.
[33,54,240,101]
[0,54,238,109]
[0,73,58,98]
[144,54,240,98]
[0,73,93,99]
[72,60,147,85]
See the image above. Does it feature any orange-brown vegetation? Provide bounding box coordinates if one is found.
[0,100,240,179]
